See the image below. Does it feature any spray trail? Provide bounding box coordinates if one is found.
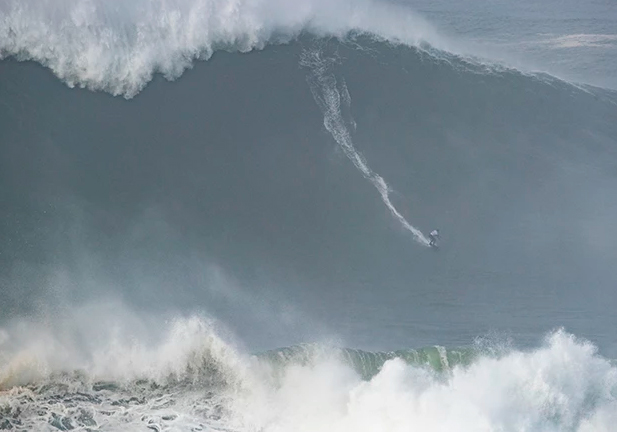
[301,48,430,246]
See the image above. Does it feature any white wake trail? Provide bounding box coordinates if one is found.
[301,49,430,246]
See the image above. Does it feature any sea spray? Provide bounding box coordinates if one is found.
[231,330,617,432]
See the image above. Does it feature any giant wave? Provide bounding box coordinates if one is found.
[2,2,617,431]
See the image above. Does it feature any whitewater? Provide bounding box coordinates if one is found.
[2,0,617,431]
[0,0,445,97]
[1,311,616,431]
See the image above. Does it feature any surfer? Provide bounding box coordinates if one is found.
[428,229,439,247]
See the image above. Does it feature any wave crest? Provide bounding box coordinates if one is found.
[232,330,617,432]
[0,0,441,97]
[0,310,247,390]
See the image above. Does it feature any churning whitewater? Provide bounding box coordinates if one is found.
[0,0,443,97]
[1,314,616,431]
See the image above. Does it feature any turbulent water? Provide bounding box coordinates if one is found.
[1,315,616,431]
[1,0,617,431]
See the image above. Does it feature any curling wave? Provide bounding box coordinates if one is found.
[0,0,443,97]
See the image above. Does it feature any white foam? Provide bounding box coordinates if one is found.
[301,48,430,246]
[236,330,617,432]
[0,0,443,97]
[0,306,251,431]
[1,309,616,431]
[0,301,247,388]
[541,34,617,49]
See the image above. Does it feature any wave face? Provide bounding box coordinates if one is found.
[0,316,616,431]
[4,34,615,342]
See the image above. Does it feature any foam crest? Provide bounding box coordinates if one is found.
[0,303,247,389]
[0,306,252,430]
[2,313,616,431]
[236,330,617,432]
[0,0,441,97]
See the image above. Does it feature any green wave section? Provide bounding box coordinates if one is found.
[257,344,477,380]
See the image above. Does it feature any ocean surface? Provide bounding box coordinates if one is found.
[1,0,617,430]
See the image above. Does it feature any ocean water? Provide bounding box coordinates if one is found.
[1,0,617,430]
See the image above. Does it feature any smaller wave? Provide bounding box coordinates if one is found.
[0,312,247,390]
[2,311,616,431]
[231,330,617,432]
[0,312,249,431]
